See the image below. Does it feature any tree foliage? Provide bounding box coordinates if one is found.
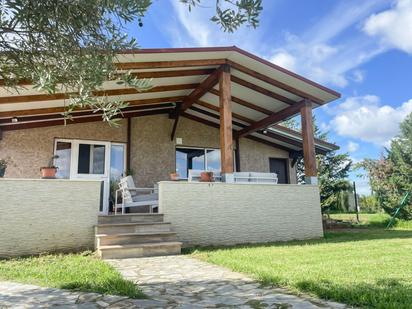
[360,113,412,219]
[282,117,352,212]
[0,0,262,124]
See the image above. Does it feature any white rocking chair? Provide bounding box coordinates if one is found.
[114,176,158,214]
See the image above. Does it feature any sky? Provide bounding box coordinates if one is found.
[126,0,412,195]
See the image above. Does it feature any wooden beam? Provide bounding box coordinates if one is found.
[170,103,181,141]
[0,109,171,131]
[0,69,215,87]
[189,106,328,155]
[181,112,292,152]
[231,75,296,106]
[209,88,272,115]
[219,64,234,174]
[116,59,227,70]
[236,100,306,138]
[0,103,174,124]
[0,84,197,105]
[0,96,185,118]
[180,68,221,111]
[227,60,324,104]
[196,100,254,124]
[301,99,317,179]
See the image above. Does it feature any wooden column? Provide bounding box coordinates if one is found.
[300,99,317,184]
[219,64,234,176]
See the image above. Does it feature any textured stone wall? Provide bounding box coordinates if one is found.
[130,115,296,187]
[0,120,127,179]
[0,114,296,185]
[0,179,100,258]
[239,138,297,184]
[159,181,323,246]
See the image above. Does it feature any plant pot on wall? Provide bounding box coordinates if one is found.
[170,172,179,181]
[200,171,214,182]
[40,167,57,179]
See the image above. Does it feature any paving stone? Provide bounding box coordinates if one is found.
[107,256,354,309]
[0,256,353,309]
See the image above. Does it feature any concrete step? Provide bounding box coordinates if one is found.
[95,222,172,235]
[98,214,164,224]
[98,242,182,259]
[95,231,178,246]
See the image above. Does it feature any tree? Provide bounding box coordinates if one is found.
[0,0,263,124]
[282,117,352,212]
[360,113,412,219]
[317,152,352,212]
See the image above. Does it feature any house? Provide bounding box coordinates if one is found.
[0,47,339,259]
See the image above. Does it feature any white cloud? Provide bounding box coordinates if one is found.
[350,70,365,83]
[166,0,390,88]
[347,141,360,153]
[364,0,412,54]
[331,95,412,146]
[270,51,296,71]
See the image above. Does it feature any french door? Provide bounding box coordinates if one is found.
[54,139,126,214]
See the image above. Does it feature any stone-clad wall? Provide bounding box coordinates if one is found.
[0,179,100,258]
[0,115,296,185]
[0,120,127,179]
[159,181,323,246]
[130,115,296,187]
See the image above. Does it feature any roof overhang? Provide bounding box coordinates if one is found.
[0,46,340,153]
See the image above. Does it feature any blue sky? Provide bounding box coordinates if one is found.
[127,0,412,195]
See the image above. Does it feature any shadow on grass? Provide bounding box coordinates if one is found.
[183,229,412,254]
[294,278,412,309]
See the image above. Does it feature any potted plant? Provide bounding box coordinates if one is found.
[0,158,8,177]
[170,172,179,181]
[40,155,59,179]
[200,171,214,182]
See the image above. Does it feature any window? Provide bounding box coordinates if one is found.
[77,143,106,174]
[176,147,221,179]
[55,141,72,179]
[110,143,126,181]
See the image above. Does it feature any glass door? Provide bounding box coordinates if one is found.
[54,139,116,214]
[71,140,111,214]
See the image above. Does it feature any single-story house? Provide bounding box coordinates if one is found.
[0,46,339,259]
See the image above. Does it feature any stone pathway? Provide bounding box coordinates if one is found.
[0,281,164,308]
[108,255,353,309]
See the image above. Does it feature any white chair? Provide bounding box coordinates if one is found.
[233,172,251,183]
[115,176,158,214]
[249,172,278,184]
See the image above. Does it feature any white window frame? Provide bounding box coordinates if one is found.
[175,146,236,179]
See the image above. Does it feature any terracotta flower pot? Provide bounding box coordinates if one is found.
[170,172,179,181]
[40,167,57,179]
[200,171,214,182]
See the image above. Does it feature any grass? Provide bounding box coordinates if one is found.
[190,219,412,309]
[0,252,144,298]
[330,212,412,229]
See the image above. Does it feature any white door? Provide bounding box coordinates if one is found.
[54,139,111,214]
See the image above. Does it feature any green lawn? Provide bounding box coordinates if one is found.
[0,252,144,298]
[330,212,412,229]
[191,225,412,308]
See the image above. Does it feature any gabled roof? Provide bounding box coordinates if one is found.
[0,46,340,153]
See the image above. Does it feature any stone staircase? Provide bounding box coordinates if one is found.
[95,214,182,259]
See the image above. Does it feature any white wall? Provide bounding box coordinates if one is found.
[0,179,100,258]
[159,181,323,246]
